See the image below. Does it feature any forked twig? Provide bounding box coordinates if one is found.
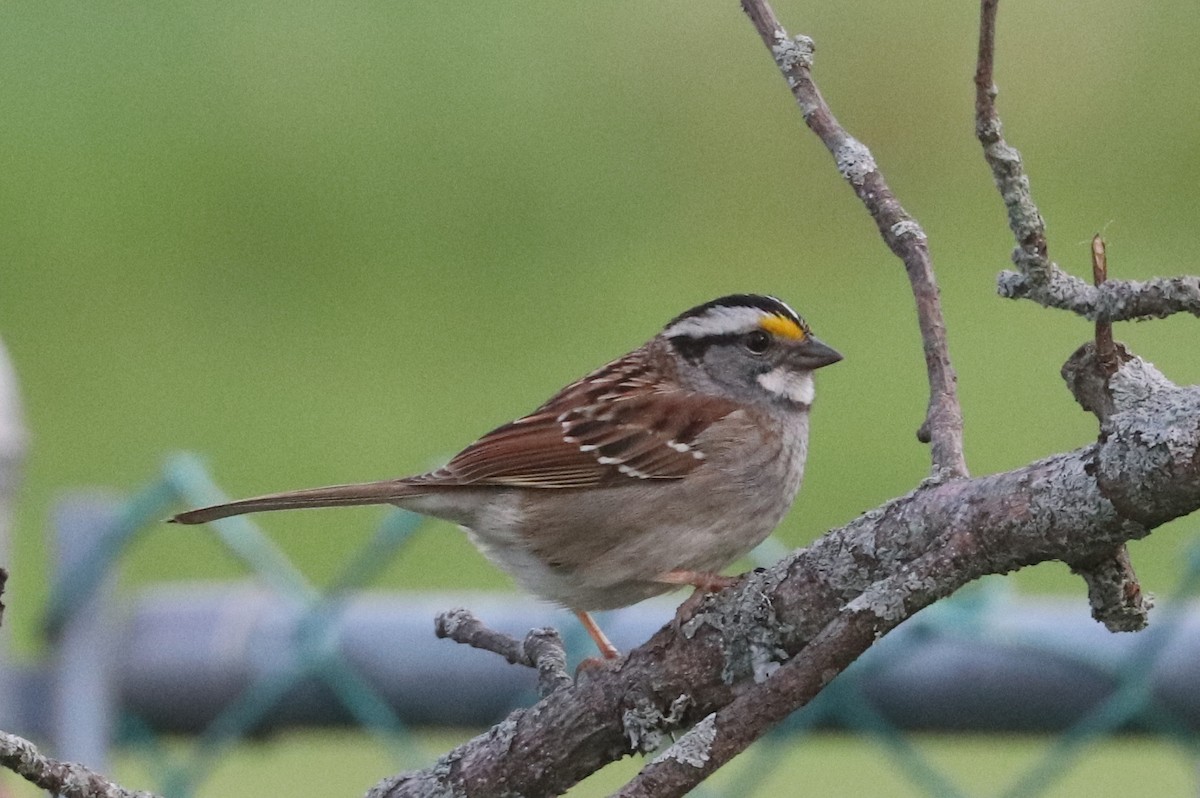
[977,0,1200,321]
[435,608,572,698]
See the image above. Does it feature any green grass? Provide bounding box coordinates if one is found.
[3,731,1196,798]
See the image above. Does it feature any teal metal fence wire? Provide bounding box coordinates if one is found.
[34,454,1200,797]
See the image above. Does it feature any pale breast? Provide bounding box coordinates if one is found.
[497,405,812,610]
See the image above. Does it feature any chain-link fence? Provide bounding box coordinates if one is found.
[13,454,1200,797]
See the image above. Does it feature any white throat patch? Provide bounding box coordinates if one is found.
[757,368,814,405]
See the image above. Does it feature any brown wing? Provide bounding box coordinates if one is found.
[409,350,739,489]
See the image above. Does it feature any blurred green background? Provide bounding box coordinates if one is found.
[2,0,1199,795]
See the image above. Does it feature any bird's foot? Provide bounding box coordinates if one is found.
[657,570,740,633]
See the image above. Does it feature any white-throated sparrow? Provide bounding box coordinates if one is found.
[172,294,842,658]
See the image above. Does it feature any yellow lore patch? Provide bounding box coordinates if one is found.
[758,314,806,340]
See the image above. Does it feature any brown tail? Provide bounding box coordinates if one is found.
[168,479,425,525]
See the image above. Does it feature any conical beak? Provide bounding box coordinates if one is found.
[791,335,843,370]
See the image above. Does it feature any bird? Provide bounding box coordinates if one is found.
[170,294,842,659]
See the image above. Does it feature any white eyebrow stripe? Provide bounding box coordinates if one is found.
[662,306,770,339]
[770,296,800,321]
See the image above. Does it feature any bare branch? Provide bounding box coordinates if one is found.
[740,0,967,479]
[435,608,571,698]
[977,0,1200,321]
[0,567,6,628]
[0,731,159,798]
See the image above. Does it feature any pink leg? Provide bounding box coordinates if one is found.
[574,609,620,660]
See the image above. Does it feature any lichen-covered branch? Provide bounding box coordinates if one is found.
[740,0,967,479]
[373,354,1200,798]
[1069,545,1151,633]
[974,0,1053,287]
[616,548,965,798]
[977,0,1200,322]
[0,732,159,798]
[1060,326,1152,632]
[435,608,571,698]
[998,270,1200,321]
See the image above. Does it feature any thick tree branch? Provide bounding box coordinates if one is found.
[977,0,1200,321]
[616,547,966,797]
[0,732,159,798]
[374,354,1200,798]
[741,0,967,479]
[435,608,571,698]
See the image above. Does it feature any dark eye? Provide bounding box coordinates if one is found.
[743,330,771,354]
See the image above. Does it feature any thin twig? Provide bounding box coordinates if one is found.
[0,567,6,628]
[975,0,1056,286]
[435,608,572,697]
[740,0,967,479]
[1091,236,1119,375]
[0,731,159,798]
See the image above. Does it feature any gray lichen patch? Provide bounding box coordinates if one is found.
[649,713,718,769]
[436,608,470,637]
[771,34,814,73]
[890,220,926,242]
[622,694,691,754]
[845,571,937,623]
[1092,367,1200,529]
[1108,357,1176,413]
[367,750,468,798]
[682,569,794,684]
[488,717,519,758]
[428,746,468,794]
[834,139,877,186]
[1095,275,1200,320]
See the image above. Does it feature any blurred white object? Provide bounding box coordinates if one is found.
[0,336,27,727]
[0,335,27,563]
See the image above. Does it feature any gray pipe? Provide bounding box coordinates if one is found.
[111,585,1200,734]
